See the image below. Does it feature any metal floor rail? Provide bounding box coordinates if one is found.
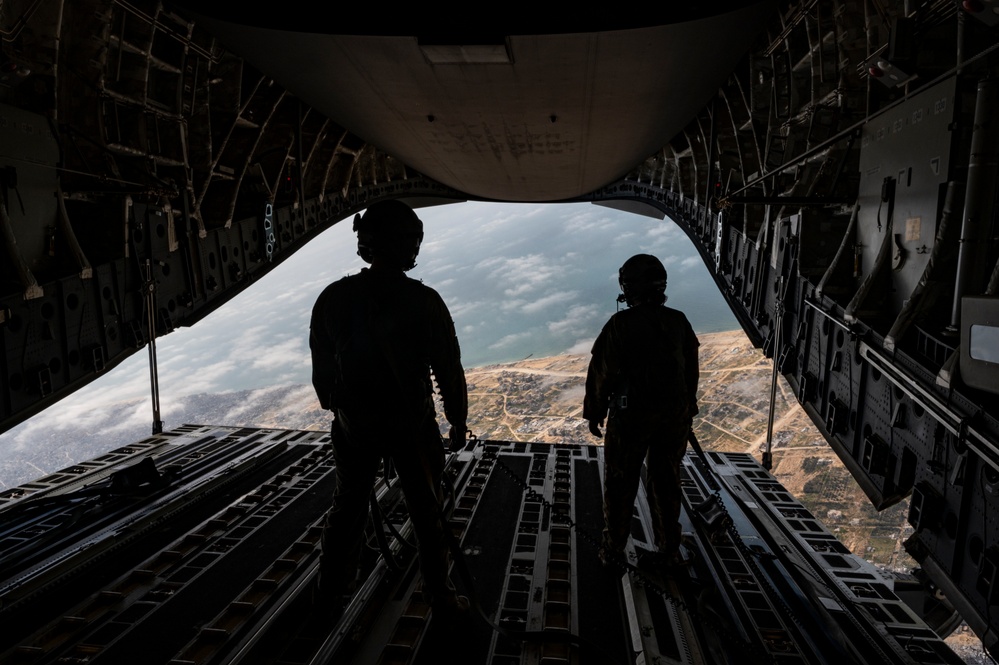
[0,429,963,664]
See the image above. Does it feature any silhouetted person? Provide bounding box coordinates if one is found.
[584,254,699,567]
[310,200,468,613]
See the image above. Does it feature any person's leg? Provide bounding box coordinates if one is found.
[644,417,692,555]
[388,412,457,605]
[320,421,381,599]
[601,417,649,558]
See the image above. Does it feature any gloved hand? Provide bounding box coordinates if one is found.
[588,419,604,438]
[448,425,467,452]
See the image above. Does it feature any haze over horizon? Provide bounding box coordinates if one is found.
[0,201,737,487]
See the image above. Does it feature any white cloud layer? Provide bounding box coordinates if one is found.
[0,201,738,484]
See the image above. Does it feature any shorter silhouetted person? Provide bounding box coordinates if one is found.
[584,254,699,567]
[310,200,468,613]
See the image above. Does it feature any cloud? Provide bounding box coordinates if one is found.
[562,210,617,234]
[223,387,280,423]
[565,339,594,355]
[161,358,239,395]
[521,291,578,315]
[500,298,526,312]
[248,337,309,372]
[486,254,576,299]
[448,298,487,318]
[276,287,321,307]
[489,331,534,350]
[639,221,687,253]
[646,222,682,239]
[547,304,600,336]
[104,400,162,434]
[502,283,536,298]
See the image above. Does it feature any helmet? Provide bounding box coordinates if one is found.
[353,201,424,271]
[618,254,667,306]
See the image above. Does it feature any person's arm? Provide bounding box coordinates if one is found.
[309,290,336,411]
[427,291,468,446]
[583,321,615,436]
[684,318,700,416]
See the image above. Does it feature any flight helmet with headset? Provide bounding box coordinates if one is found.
[617,254,668,307]
[353,200,425,271]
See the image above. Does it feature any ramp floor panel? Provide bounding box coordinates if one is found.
[0,428,962,664]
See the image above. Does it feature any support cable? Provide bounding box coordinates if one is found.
[143,259,163,434]
[763,275,786,470]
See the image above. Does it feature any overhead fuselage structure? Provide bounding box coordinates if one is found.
[2,0,999,661]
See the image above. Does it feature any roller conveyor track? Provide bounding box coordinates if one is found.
[0,426,319,615]
[638,451,965,665]
[689,453,964,664]
[0,429,964,664]
[0,427,329,653]
[0,428,281,580]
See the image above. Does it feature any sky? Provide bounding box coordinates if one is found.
[0,201,737,454]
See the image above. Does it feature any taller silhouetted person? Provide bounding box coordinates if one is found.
[584,254,699,568]
[310,200,468,614]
